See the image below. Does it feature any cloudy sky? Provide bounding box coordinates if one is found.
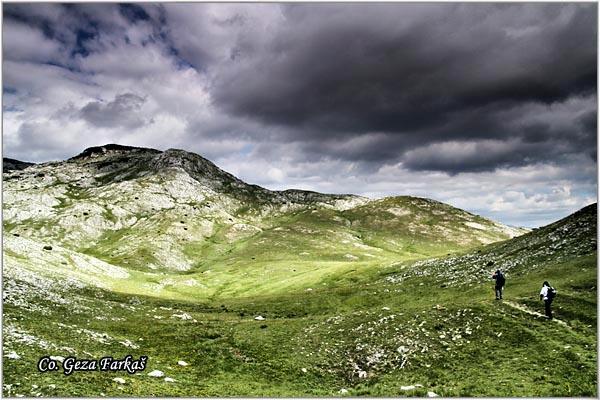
[2,3,597,227]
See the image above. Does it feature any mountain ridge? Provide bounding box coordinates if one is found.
[3,143,528,298]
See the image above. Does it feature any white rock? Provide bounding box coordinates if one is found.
[112,378,126,384]
[427,391,439,397]
[177,360,188,366]
[339,388,349,394]
[397,346,409,353]
[301,368,307,373]
[358,370,367,379]
[382,307,391,310]
[401,385,416,391]
[254,315,266,321]
[6,351,20,359]
[148,370,164,377]
[164,377,176,383]
[172,312,192,320]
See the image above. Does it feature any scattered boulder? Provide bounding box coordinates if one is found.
[112,378,126,384]
[427,391,439,397]
[177,360,188,367]
[172,313,192,320]
[339,388,349,395]
[148,370,164,377]
[6,351,20,359]
[254,315,265,321]
[164,377,176,383]
[301,368,307,373]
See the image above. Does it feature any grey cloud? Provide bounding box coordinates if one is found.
[79,93,149,129]
[2,3,597,227]
[4,3,596,174]
[194,3,596,172]
[402,140,538,174]
[210,4,595,124]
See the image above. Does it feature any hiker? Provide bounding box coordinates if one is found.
[491,269,505,300]
[539,281,556,320]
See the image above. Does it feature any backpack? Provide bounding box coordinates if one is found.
[496,272,505,286]
[547,286,557,301]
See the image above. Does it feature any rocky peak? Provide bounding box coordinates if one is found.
[69,144,162,161]
[149,149,240,184]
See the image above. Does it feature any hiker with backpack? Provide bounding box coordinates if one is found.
[491,269,505,300]
[540,281,557,320]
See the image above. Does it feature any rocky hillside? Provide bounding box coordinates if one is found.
[385,203,597,287]
[3,144,526,299]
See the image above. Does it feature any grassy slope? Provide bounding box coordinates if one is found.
[3,163,524,302]
[3,205,596,397]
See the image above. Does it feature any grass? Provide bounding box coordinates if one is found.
[3,236,596,396]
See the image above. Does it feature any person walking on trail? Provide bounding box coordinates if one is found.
[540,281,557,320]
[491,269,505,300]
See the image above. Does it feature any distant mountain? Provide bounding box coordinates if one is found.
[2,144,527,298]
[3,157,34,172]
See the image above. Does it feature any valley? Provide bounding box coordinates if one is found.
[2,145,596,396]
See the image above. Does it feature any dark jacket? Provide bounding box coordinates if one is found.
[492,271,505,287]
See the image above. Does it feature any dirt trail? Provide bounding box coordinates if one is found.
[504,300,568,327]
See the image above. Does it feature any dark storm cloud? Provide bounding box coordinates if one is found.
[203,3,596,172]
[4,3,596,174]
